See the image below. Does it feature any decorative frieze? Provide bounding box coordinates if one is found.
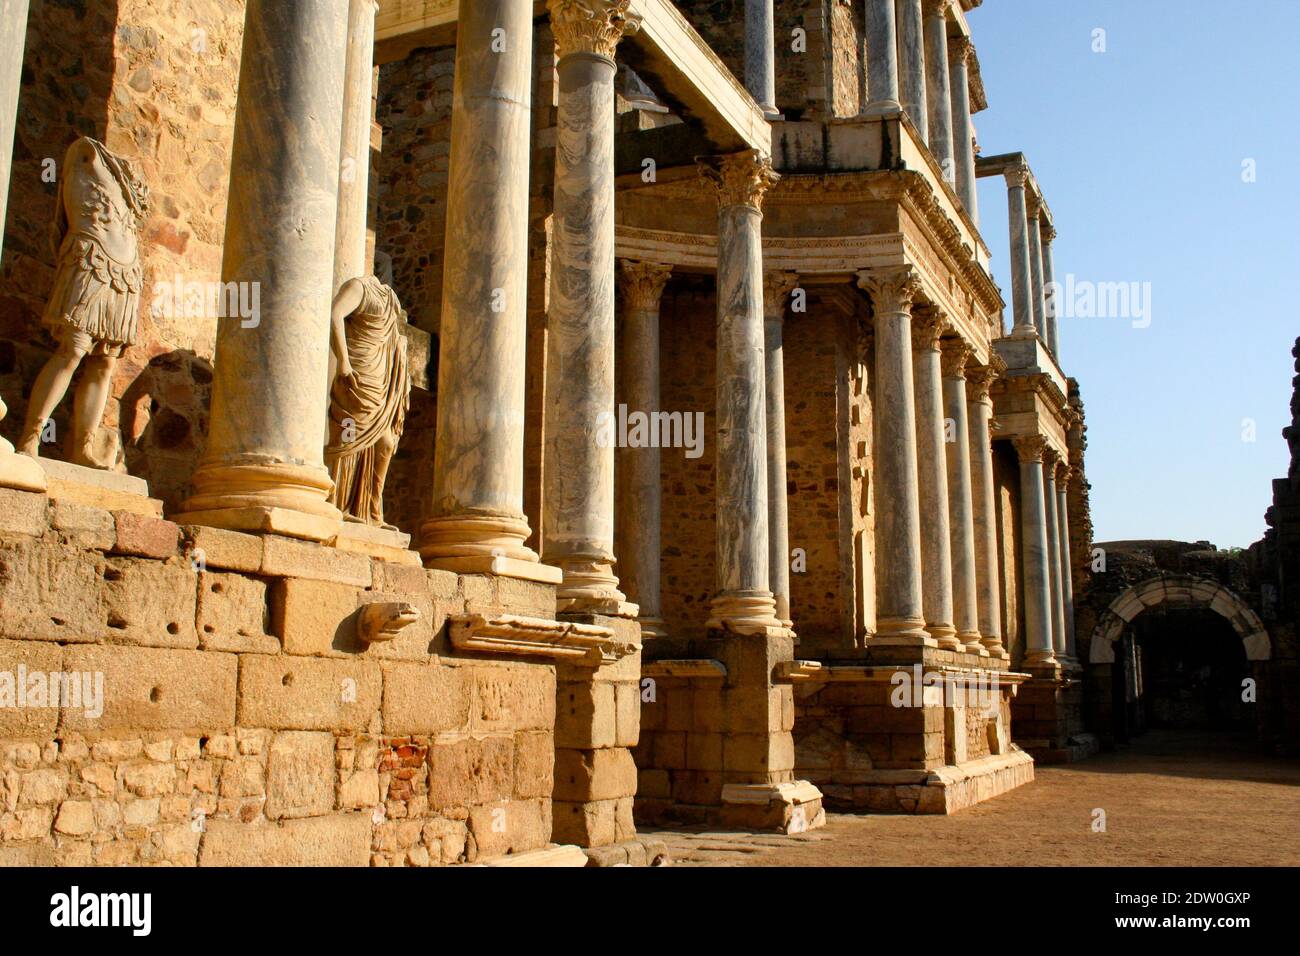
[449,612,634,666]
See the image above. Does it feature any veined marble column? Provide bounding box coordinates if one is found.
[176,0,350,540]
[922,0,954,185]
[864,0,901,114]
[966,367,1005,658]
[896,0,927,142]
[421,0,550,579]
[332,0,379,293]
[1005,163,1035,338]
[857,267,929,646]
[947,35,978,220]
[542,0,639,613]
[1055,459,1077,661]
[1027,196,1047,337]
[765,272,799,627]
[744,0,778,118]
[911,311,957,650]
[1043,449,1067,660]
[1014,435,1057,667]
[617,260,673,637]
[942,339,982,653]
[1042,222,1060,358]
[700,150,782,633]
[0,0,30,268]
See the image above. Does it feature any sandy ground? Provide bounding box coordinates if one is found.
[646,729,1300,867]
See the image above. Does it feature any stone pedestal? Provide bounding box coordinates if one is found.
[912,312,957,650]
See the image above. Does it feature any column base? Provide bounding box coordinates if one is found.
[927,623,963,652]
[981,635,1009,659]
[418,509,540,565]
[550,557,634,617]
[1023,648,1059,668]
[958,630,989,656]
[174,460,341,541]
[874,616,938,648]
[719,781,826,834]
[706,589,783,635]
[862,100,902,116]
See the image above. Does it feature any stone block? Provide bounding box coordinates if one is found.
[199,813,371,866]
[637,768,671,799]
[0,539,105,643]
[426,734,515,809]
[101,557,199,648]
[237,655,380,732]
[553,747,637,802]
[371,559,429,595]
[513,730,554,799]
[196,572,278,653]
[723,731,795,775]
[272,577,361,655]
[496,576,556,618]
[614,680,641,747]
[381,661,470,734]
[0,488,48,537]
[60,645,237,732]
[552,797,615,847]
[0,639,62,738]
[467,797,550,860]
[468,664,555,733]
[182,526,264,573]
[555,680,615,749]
[261,535,372,587]
[265,731,336,820]
[50,501,115,550]
[112,512,181,559]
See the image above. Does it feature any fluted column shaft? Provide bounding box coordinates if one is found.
[178,0,350,539]
[857,268,929,645]
[912,313,957,649]
[966,368,1005,657]
[896,0,927,141]
[1027,199,1046,336]
[701,151,781,633]
[765,272,799,627]
[922,0,954,184]
[542,0,639,612]
[1014,436,1057,666]
[1005,164,1034,337]
[1042,224,1060,358]
[864,0,901,113]
[1056,461,1077,660]
[948,35,978,220]
[744,0,778,117]
[942,340,982,652]
[617,260,673,637]
[333,0,379,292]
[1043,450,1066,658]
[0,0,30,269]
[421,0,543,573]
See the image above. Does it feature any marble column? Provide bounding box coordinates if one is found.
[895,0,927,142]
[1027,196,1047,337]
[542,0,639,613]
[1013,435,1057,667]
[0,0,30,268]
[1055,459,1077,661]
[947,34,978,220]
[744,0,778,118]
[765,272,799,628]
[911,310,957,650]
[864,0,901,114]
[966,367,1005,657]
[1042,222,1060,358]
[421,0,550,578]
[922,0,954,185]
[1005,163,1035,337]
[700,150,782,633]
[857,267,929,646]
[1043,449,1067,660]
[617,260,673,637]
[176,0,350,540]
[942,339,982,653]
[332,0,379,293]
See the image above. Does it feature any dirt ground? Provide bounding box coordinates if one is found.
[647,729,1300,867]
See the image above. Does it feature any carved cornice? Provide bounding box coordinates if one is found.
[698,149,780,213]
[763,271,800,318]
[941,339,974,379]
[911,311,946,352]
[548,0,640,60]
[450,613,635,666]
[1012,434,1047,464]
[857,266,922,315]
[618,259,673,311]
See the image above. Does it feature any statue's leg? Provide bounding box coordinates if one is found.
[18,333,87,457]
[373,431,398,527]
[71,352,118,468]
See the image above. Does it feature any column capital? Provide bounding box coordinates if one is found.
[940,338,973,379]
[618,259,673,311]
[1004,161,1029,189]
[548,0,640,60]
[1056,460,1073,484]
[698,149,780,212]
[966,364,997,402]
[857,266,921,315]
[921,0,950,19]
[910,309,946,352]
[1041,222,1058,244]
[763,271,800,318]
[1042,446,1060,471]
[1012,434,1047,464]
[948,34,974,65]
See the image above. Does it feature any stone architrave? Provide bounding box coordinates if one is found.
[325,275,411,527]
[17,137,149,470]
[941,338,983,653]
[1013,434,1057,667]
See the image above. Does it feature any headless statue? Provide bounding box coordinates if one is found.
[18,136,148,468]
[326,275,411,527]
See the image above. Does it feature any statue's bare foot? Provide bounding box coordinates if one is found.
[15,434,41,459]
[72,439,115,470]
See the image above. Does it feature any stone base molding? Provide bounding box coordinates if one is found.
[449,611,635,666]
[174,461,343,542]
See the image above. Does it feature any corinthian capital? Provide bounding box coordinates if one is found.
[618,260,673,311]
[764,272,800,318]
[1004,161,1028,189]
[965,365,997,403]
[940,339,973,379]
[910,308,946,353]
[549,0,640,60]
[922,0,951,19]
[1012,434,1047,464]
[948,35,974,66]
[1056,460,1072,484]
[857,266,921,316]
[698,149,780,212]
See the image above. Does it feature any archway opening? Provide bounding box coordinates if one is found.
[1130,607,1251,733]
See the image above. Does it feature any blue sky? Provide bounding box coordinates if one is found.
[966,0,1300,548]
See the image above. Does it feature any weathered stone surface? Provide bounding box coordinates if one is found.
[0,639,62,738]
[101,557,198,648]
[381,662,469,735]
[265,731,335,820]
[0,539,105,644]
[199,813,371,867]
[261,535,372,588]
[427,734,514,809]
[0,488,47,537]
[50,501,115,550]
[237,655,380,732]
[183,526,264,573]
[112,512,181,559]
[60,646,236,732]
[196,571,278,653]
[272,576,361,656]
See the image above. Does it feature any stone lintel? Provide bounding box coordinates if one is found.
[450,612,633,666]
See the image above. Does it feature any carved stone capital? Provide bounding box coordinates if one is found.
[548,0,640,60]
[618,259,673,311]
[966,365,997,403]
[1042,446,1060,472]
[764,271,800,318]
[921,0,950,19]
[857,266,921,316]
[1004,161,1029,189]
[940,339,973,379]
[911,311,945,353]
[1056,460,1072,484]
[948,35,974,66]
[698,149,780,213]
[1012,434,1047,464]
[1026,193,1042,219]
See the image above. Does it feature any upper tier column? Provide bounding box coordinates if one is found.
[420,0,549,579]
[1004,162,1035,338]
[922,0,954,186]
[857,267,929,647]
[966,366,1006,658]
[700,150,783,634]
[1055,459,1077,661]
[942,339,983,654]
[1027,195,1047,338]
[332,0,379,292]
[0,0,30,268]
[617,260,673,638]
[1042,222,1060,358]
[543,0,640,613]
[896,0,927,142]
[1013,435,1057,667]
[744,0,779,118]
[176,0,350,540]
[947,35,978,220]
[864,0,901,113]
[912,310,957,650]
[765,271,800,628]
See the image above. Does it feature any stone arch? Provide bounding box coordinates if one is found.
[1088,574,1271,663]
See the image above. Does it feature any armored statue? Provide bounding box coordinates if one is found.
[325,268,411,527]
[18,136,148,468]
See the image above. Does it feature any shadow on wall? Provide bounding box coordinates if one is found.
[120,349,212,515]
